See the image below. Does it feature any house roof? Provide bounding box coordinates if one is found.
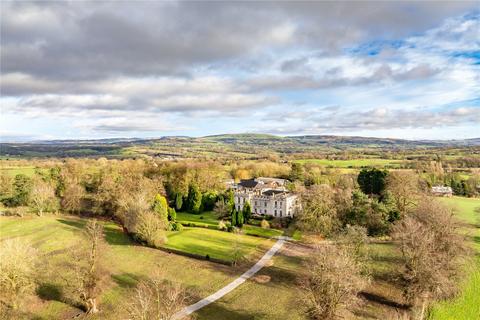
[262,189,286,196]
[238,179,259,188]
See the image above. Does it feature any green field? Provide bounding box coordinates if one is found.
[164,227,273,262]
[294,158,406,168]
[428,197,480,319]
[0,166,39,177]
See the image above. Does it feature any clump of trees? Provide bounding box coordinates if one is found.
[296,184,341,237]
[393,198,469,318]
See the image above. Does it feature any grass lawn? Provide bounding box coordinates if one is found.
[177,211,284,238]
[0,215,249,319]
[177,211,219,227]
[164,227,273,262]
[195,242,306,320]
[294,158,406,168]
[428,197,480,319]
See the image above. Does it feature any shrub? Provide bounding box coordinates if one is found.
[260,219,270,229]
[167,207,176,221]
[135,211,167,247]
[169,222,183,231]
[0,239,37,310]
[218,220,227,231]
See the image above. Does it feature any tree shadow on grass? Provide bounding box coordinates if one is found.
[359,291,410,310]
[111,273,145,288]
[103,225,132,246]
[36,283,63,301]
[196,302,268,320]
[57,218,132,246]
[56,218,86,230]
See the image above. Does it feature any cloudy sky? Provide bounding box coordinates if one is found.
[1,1,479,141]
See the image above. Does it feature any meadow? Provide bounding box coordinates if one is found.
[0,215,277,319]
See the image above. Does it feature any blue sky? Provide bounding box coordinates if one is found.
[1,1,479,141]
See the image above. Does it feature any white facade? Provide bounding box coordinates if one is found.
[233,178,298,218]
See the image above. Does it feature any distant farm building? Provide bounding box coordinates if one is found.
[431,186,453,197]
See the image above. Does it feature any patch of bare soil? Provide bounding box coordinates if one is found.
[253,275,271,284]
[280,241,314,258]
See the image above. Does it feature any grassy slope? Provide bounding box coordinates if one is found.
[164,227,273,262]
[195,243,306,320]
[0,215,245,319]
[428,197,480,319]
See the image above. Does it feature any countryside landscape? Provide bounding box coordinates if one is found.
[1,1,479,320]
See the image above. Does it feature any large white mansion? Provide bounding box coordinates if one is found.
[232,177,299,218]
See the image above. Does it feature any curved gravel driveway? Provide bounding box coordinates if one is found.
[173,236,289,319]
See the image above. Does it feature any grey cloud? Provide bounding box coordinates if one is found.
[250,63,440,91]
[1,1,476,81]
[261,106,480,134]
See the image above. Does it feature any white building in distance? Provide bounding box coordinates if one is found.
[233,177,299,218]
[431,186,453,197]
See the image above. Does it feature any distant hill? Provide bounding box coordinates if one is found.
[1,133,479,158]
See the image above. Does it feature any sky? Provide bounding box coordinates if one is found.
[1,1,479,141]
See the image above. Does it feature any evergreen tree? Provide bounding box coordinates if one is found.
[201,191,218,211]
[12,174,32,206]
[186,184,202,213]
[167,207,177,221]
[231,209,237,227]
[242,201,252,223]
[237,209,244,228]
[152,194,168,222]
[225,189,235,211]
[175,193,183,211]
[357,168,388,196]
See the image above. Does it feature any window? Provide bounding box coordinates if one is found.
[264,202,267,207]
[274,210,277,215]
[255,201,258,205]
[280,210,282,217]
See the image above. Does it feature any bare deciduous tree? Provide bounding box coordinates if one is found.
[392,198,469,319]
[300,244,367,320]
[213,200,229,219]
[386,171,422,216]
[62,178,85,213]
[29,178,58,216]
[66,220,108,314]
[127,271,187,320]
[0,239,37,310]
